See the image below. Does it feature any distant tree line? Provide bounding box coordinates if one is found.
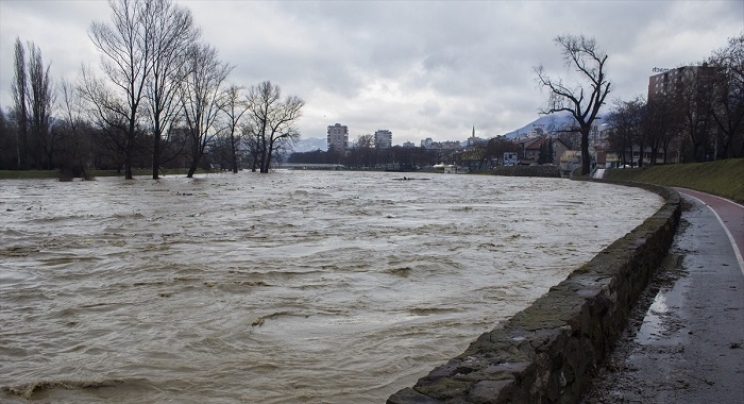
[289,144,437,170]
[289,134,522,170]
[606,33,744,166]
[0,0,303,178]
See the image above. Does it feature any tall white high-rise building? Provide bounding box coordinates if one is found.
[327,123,349,151]
[374,129,392,149]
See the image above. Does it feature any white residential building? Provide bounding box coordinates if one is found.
[327,123,349,151]
[374,129,392,149]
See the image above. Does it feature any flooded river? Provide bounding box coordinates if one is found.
[0,171,662,403]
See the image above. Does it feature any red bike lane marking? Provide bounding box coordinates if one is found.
[674,187,744,276]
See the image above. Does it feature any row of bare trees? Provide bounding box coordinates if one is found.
[5,38,56,170]
[606,34,744,166]
[536,33,743,173]
[606,93,684,167]
[0,0,304,178]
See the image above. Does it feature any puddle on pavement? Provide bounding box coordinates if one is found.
[634,279,687,345]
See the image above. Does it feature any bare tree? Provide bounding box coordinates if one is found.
[145,0,199,179]
[245,81,304,173]
[219,85,250,173]
[606,98,644,167]
[356,133,374,149]
[343,134,378,169]
[79,63,155,174]
[352,134,375,168]
[27,42,56,169]
[645,91,683,164]
[58,79,95,178]
[10,39,57,170]
[0,107,16,169]
[11,37,28,169]
[536,35,611,175]
[675,66,716,162]
[326,143,344,166]
[178,42,232,178]
[708,33,744,159]
[240,122,261,171]
[86,0,153,179]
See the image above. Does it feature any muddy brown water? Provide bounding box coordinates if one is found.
[0,171,662,403]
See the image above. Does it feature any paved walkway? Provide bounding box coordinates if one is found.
[674,187,744,273]
[581,189,744,403]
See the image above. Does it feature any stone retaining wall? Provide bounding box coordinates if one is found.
[388,184,681,404]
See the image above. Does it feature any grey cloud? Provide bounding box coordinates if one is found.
[419,100,441,117]
[1,0,741,144]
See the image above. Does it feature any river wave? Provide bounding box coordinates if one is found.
[0,171,662,403]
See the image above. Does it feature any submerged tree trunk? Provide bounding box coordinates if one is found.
[152,132,161,179]
[186,162,198,178]
[124,137,134,179]
[186,140,199,178]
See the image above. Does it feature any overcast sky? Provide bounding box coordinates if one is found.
[1,1,742,145]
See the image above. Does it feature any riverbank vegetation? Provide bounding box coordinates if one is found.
[2,0,302,179]
[604,34,744,168]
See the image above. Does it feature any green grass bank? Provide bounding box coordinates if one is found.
[603,158,744,204]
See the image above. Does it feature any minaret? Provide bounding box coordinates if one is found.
[472,125,475,138]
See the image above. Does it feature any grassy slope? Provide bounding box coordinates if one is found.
[604,158,744,204]
[0,170,61,179]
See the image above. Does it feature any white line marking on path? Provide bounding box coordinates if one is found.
[683,193,744,277]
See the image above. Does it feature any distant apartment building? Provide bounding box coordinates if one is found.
[647,65,715,102]
[645,65,717,163]
[374,130,392,149]
[327,123,349,151]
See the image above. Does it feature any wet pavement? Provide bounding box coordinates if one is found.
[581,189,744,403]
